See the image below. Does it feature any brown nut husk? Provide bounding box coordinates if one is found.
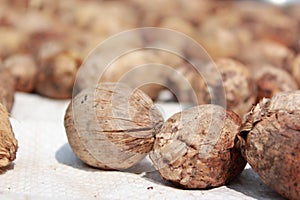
[150,104,246,189]
[252,65,298,103]
[238,91,300,200]
[64,82,164,170]
[240,40,295,73]
[215,59,257,117]
[292,54,300,87]
[167,58,256,118]
[0,69,15,112]
[3,53,37,92]
[35,49,81,99]
[0,102,17,169]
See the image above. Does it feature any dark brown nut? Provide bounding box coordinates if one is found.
[238,91,300,200]
[3,53,37,92]
[35,49,81,99]
[292,54,300,87]
[0,69,15,112]
[252,65,298,103]
[240,40,295,73]
[64,83,164,170]
[150,104,246,189]
[0,102,17,169]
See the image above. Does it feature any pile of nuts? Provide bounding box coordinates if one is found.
[0,0,300,200]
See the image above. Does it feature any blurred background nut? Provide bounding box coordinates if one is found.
[3,54,37,93]
[252,65,298,103]
[292,54,300,87]
[239,40,295,73]
[0,102,18,169]
[0,69,15,112]
[215,58,257,117]
[234,1,299,49]
[166,58,256,118]
[35,48,81,99]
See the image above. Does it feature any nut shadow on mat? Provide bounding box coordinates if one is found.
[55,143,99,172]
[0,163,15,175]
[56,143,157,175]
[142,170,176,188]
[227,168,285,200]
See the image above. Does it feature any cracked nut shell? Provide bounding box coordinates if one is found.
[64,82,164,170]
[150,104,246,189]
[238,91,300,200]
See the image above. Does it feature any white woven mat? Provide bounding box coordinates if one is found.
[0,92,284,200]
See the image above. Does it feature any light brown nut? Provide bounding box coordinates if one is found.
[150,104,246,189]
[292,54,300,87]
[238,91,300,200]
[0,28,25,58]
[240,40,295,73]
[64,82,164,170]
[252,65,298,103]
[0,69,15,112]
[35,49,81,99]
[0,102,17,169]
[3,53,37,92]
[235,1,299,48]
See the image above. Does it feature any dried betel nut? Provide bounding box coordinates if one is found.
[0,103,17,169]
[64,82,164,170]
[0,68,15,112]
[215,58,257,118]
[252,65,298,103]
[150,104,246,189]
[35,49,82,99]
[3,53,37,92]
[238,91,300,200]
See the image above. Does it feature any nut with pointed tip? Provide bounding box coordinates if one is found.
[64,82,164,170]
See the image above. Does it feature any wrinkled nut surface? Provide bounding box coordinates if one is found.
[0,69,15,112]
[3,53,37,92]
[150,104,246,189]
[238,91,300,200]
[0,103,17,169]
[64,83,164,170]
[252,65,298,102]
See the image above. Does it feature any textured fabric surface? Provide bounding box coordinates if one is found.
[0,93,284,200]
